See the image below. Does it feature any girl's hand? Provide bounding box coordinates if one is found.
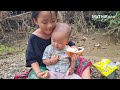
[42,70,50,79]
[37,71,49,79]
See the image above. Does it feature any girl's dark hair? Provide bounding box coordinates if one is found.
[31,11,58,20]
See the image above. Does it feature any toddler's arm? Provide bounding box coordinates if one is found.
[43,55,59,65]
[70,60,75,70]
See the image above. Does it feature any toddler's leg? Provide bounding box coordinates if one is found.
[48,71,57,79]
[64,73,81,79]
[55,73,65,79]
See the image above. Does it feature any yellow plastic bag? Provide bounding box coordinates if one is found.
[93,59,119,77]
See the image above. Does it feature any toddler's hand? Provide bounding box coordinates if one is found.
[51,55,60,64]
[71,54,80,61]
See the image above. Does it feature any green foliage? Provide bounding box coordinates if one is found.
[108,11,120,27]
[88,11,120,42]
[0,44,14,55]
[92,11,120,28]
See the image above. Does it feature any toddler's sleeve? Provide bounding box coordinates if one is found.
[42,45,51,60]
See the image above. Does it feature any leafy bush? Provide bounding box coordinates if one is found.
[0,44,14,55]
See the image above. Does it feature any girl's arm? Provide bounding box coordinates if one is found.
[31,62,41,75]
[31,61,50,79]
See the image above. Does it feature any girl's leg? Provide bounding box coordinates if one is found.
[81,66,91,79]
[76,57,92,79]
[28,66,47,79]
[28,69,39,79]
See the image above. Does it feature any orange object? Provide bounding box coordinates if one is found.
[66,47,84,58]
[43,70,49,77]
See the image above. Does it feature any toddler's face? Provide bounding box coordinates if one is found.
[51,32,68,50]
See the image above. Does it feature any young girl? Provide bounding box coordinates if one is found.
[26,11,91,79]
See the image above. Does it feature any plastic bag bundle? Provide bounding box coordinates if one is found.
[93,59,119,77]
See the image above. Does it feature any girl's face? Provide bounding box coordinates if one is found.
[34,11,57,35]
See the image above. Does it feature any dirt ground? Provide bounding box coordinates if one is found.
[71,32,120,79]
[0,32,120,79]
